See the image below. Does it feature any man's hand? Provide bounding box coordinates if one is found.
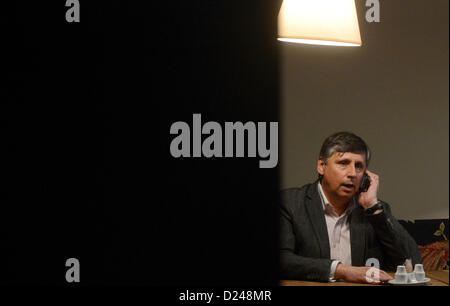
[358,169,379,210]
[334,263,393,284]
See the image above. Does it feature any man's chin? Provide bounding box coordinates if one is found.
[338,188,356,199]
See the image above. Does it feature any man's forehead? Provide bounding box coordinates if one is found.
[331,151,366,162]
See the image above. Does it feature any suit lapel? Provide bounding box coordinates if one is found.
[350,205,367,267]
[305,182,330,259]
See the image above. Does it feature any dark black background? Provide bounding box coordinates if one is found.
[2,1,280,285]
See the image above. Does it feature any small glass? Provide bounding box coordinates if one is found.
[395,265,407,283]
[414,264,425,281]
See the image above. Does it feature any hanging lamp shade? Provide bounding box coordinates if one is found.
[278,0,362,46]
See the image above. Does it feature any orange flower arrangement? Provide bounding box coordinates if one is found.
[418,222,449,271]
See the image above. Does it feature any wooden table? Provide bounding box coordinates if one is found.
[281,270,449,286]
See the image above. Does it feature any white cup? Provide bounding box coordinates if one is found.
[414,264,424,273]
[396,265,407,274]
[407,273,416,283]
[395,273,408,283]
[395,265,408,283]
[414,264,425,281]
[415,271,426,281]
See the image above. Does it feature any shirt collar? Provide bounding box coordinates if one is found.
[317,181,356,215]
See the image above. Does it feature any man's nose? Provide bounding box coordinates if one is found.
[347,165,357,177]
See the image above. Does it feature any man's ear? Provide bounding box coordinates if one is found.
[317,158,326,176]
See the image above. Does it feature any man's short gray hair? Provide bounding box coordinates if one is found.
[319,131,371,165]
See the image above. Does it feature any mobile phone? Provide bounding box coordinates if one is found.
[359,173,371,193]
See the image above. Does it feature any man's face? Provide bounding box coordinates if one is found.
[317,151,367,201]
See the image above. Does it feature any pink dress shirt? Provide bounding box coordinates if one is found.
[318,183,356,280]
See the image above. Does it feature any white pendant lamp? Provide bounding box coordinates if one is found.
[278,0,362,46]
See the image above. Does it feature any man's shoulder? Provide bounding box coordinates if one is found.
[280,182,316,209]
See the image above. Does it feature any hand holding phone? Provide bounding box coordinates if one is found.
[357,170,380,210]
[358,173,371,193]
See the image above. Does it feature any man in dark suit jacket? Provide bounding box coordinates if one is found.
[279,132,422,283]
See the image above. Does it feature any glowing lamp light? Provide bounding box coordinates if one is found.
[278,0,362,47]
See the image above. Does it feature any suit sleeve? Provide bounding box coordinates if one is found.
[279,201,332,282]
[365,201,422,271]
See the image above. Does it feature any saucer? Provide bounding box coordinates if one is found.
[388,277,430,286]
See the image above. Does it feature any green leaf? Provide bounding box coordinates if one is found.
[433,230,442,236]
[440,222,445,232]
